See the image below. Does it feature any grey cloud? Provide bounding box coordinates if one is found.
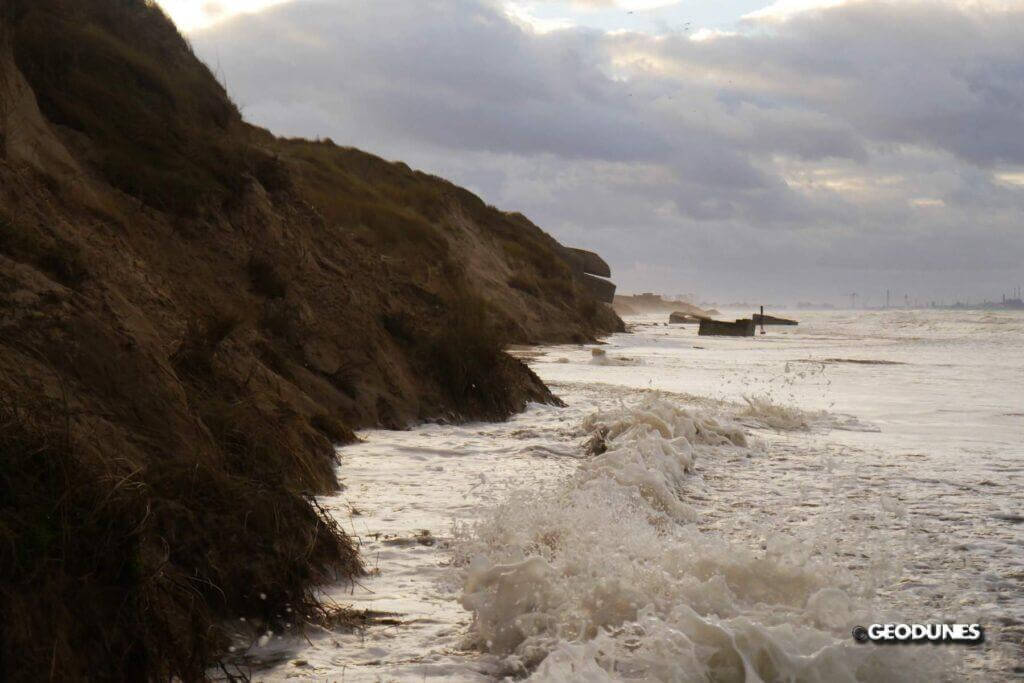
[727,2,1023,165]
[201,1,668,161]
[193,0,1024,303]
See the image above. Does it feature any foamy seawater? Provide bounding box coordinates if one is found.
[230,310,1023,681]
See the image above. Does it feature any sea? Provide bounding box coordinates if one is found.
[235,309,1023,681]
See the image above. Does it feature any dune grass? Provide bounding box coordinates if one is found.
[11,0,247,216]
[0,396,360,681]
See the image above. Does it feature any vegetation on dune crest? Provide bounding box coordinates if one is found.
[9,0,247,216]
[0,0,622,679]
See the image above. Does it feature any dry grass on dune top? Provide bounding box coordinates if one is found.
[9,0,249,217]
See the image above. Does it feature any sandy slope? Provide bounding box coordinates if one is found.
[0,2,621,678]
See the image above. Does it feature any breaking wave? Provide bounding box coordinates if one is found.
[451,396,943,681]
[733,395,880,433]
[736,395,812,431]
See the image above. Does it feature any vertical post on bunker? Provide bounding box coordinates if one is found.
[760,305,766,334]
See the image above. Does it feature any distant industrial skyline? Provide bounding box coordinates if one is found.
[631,285,1024,309]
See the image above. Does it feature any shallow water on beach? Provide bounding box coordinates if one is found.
[235,309,1023,681]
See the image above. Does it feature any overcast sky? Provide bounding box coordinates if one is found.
[170,0,1023,305]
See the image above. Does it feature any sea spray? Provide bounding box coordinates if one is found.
[452,395,945,680]
[737,395,811,431]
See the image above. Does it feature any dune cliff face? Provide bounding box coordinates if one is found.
[0,1,622,679]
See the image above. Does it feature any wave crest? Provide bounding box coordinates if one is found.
[452,396,943,680]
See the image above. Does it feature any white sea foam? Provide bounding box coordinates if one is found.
[240,310,1022,681]
[452,396,945,680]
